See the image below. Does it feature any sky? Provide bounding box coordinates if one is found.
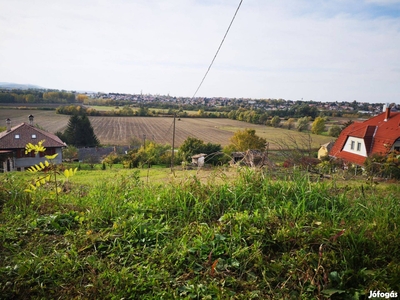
[1,0,400,103]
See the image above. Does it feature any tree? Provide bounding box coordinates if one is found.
[102,152,119,169]
[328,125,341,137]
[134,141,171,167]
[62,145,78,162]
[296,117,311,132]
[76,94,88,103]
[228,129,267,152]
[178,137,222,165]
[271,116,281,128]
[285,118,296,130]
[179,137,206,162]
[272,132,316,168]
[341,120,354,131]
[62,114,100,147]
[311,117,326,135]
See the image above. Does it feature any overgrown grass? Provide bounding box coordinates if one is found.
[1,168,399,299]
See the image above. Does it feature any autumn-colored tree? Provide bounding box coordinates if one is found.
[228,129,267,151]
[285,118,296,130]
[311,117,326,135]
[76,94,88,103]
[102,152,119,169]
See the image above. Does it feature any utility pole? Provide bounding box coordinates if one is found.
[143,134,146,149]
[171,113,176,171]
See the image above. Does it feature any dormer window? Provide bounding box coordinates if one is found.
[32,134,37,139]
[15,134,20,139]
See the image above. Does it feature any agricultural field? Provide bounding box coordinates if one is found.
[0,108,334,148]
[0,108,70,133]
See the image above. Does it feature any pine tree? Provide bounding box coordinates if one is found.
[62,114,100,147]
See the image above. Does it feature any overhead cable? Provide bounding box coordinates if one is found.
[191,0,243,99]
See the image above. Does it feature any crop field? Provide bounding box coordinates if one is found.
[0,108,70,133]
[1,108,333,148]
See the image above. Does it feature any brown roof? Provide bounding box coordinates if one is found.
[0,123,66,150]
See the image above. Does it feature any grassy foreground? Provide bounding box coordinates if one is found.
[1,168,399,299]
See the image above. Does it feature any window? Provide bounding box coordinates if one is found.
[350,141,355,150]
[40,148,56,157]
[32,134,37,139]
[357,142,361,151]
[15,134,20,139]
[16,149,35,158]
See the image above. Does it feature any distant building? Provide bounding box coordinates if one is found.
[318,141,334,159]
[0,115,65,172]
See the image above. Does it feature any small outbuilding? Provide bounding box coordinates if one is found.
[318,141,334,159]
[191,153,206,167]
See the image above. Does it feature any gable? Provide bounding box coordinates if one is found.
[0,123,65,150]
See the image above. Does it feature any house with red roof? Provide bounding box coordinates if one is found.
[0,115,66,172]
[329,106,400,166]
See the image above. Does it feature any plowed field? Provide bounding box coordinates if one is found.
[0,109,333,148]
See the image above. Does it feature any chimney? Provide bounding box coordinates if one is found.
[28,114,34,126]
[6,118,11,132]
[384,104,390,122]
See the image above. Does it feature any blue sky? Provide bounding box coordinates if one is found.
[0,0,399,103]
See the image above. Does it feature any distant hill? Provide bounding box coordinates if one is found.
[0,82,44,90]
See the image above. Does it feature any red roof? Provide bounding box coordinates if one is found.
[330,110,400,165]
[0,123,65,150]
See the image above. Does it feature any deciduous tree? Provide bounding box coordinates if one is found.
[328,125,341,137]
[178,137,222,165]
[311,117,326,135]
[228,129,267,152]
[296,117,311,132]
[271,116,281,128]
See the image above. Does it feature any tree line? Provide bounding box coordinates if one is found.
[0,89,76,103]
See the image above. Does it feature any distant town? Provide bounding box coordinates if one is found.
[0,82,397,115]
[85,91,395,115]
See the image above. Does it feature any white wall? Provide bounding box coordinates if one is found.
[342,137,367,157]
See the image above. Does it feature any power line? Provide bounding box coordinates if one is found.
[191,0,243,99]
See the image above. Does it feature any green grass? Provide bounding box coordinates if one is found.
[1,167,399,299]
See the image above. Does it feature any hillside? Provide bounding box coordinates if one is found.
[0,82,43,90]
[1,167,399,299]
